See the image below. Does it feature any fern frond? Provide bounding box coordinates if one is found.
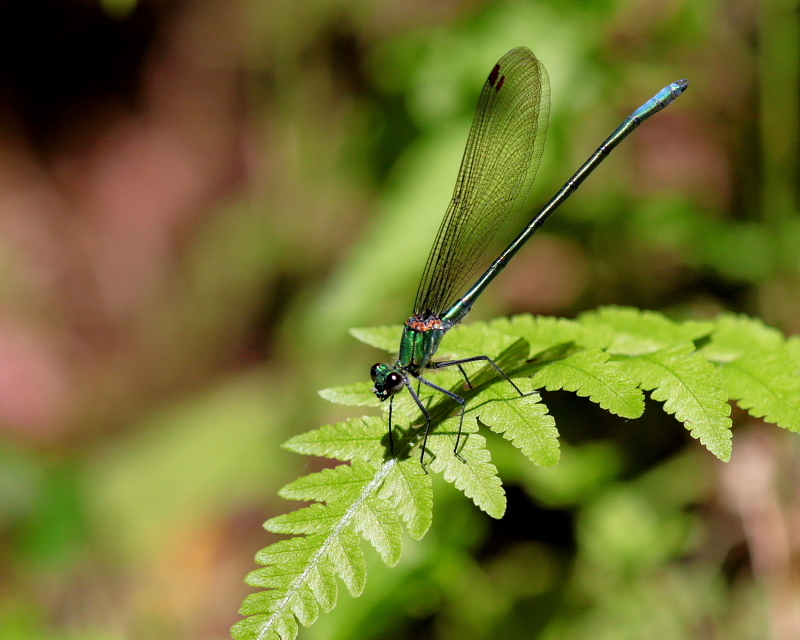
[349,326,402,353]
[318,382,380,407]
[701,315,800,432]
[475,381,559,466]
[236,528,363,640]
[714,353,800,432]
[437,322,530,360]
[427,415,506,517]
[233,458,431,640]
[490,314,583,354]
[617,343,732,461]
[578,306,713,354]
[234,308,799,640]
[283,416,387,463]
[530,349,645,419]
[378,456,432,539]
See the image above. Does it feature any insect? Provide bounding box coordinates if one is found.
[370,47,688,467]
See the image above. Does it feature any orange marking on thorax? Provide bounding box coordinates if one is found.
[406,315,444,331]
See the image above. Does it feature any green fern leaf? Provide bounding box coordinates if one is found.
[618,343,732,460]
[325,528,367,595]
[266,503,347,535]
[274,460,402,563]
[701,314,783,358]
[233,611,288,640]
[427,415,506,518]
[283,416,386,463]
[531,349,645,418]
[235,532,363,640]
[701,315,800,432]
[490,314,584,355]
[318,382,380,407]
[379,459,433,539]
[579,306,713,355]
[349,326,402,352]
[279,464,378,503]
[438,322,530,360]
[717,352,800,432]
[353,491,403,566]
[473,379,560,467]
[289,461,403,565]
[236,310,800,640]
[234,606,297,640]
[236,458,419,640]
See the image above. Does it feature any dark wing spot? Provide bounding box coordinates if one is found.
[488,63,500,87]
[496,75,505,91]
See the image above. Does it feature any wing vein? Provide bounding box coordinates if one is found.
[413,47,551,317]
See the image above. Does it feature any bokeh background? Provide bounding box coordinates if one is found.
[1,0,799,638]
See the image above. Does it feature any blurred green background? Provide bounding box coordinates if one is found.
[0,0,799,638]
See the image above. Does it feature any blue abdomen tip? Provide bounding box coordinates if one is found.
[673,79,689,94]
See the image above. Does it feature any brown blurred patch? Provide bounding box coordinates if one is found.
[0,0,252,442]
[494,234,589,315]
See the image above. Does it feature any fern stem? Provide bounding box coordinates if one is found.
[257,459,398,640]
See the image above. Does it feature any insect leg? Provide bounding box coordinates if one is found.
[429,355,525,396]
[387,394,394,455]
[416,375,467,463]
[403,377,434,471]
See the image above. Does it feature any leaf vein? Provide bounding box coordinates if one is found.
[256,460,396,640]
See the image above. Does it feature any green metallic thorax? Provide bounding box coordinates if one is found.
[397,321,447,374]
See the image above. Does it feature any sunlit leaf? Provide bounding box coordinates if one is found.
[427,415,506,518]
[439,322,529,360]
[236,309,797,640]
[283,417,387,463]
[579,306,713,355]
[350,326,402,352]
[318,382,381,407]
[619,343,732,460]
[491,314,585,354]
[702,315,800,432]
[532,349,645,418]
[379,459,433,540]
[474,380,559,467]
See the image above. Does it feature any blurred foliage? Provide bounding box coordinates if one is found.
[1,0,800,639]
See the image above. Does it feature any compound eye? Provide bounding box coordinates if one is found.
[370,363,381,381]
[386,372,405,394]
